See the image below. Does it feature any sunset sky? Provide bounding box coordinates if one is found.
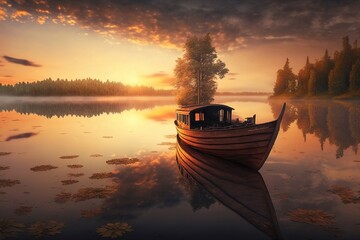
[1,0,359,92]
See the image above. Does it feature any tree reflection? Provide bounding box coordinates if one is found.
[270,100,297,132]
[0,97,174,118]
[178,167,216,211]
[269,100,360,158]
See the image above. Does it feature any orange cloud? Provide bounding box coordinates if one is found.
[11,10,32,22]
[0,6,7,20]
[142,71,175,88]
[1,0,359,51]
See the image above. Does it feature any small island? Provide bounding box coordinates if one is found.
[0,78,172,96]
[272,36,360,99]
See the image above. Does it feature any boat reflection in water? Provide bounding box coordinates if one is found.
[176,138,282,240]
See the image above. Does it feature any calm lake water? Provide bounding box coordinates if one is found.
[0,96,359,240]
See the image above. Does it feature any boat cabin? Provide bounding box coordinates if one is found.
[175,104,234,130]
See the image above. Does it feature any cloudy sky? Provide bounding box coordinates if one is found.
[0,0,359,92]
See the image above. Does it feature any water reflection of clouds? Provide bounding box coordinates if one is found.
[102,151,183,219]
[143,105,176,122]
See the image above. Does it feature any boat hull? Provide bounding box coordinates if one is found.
[175,103,285,170]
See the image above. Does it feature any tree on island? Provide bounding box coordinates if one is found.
[297,57,312,96]
[328,36,354,95]
[272,35,360,98]
[273,58,296,96]
[350,59,360,91]
[0,78,172,96]
[173,34,229,105]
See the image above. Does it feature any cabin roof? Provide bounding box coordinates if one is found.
[176,104,234,115]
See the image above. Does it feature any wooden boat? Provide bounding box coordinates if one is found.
[176,138,282,240]
[175,103,286,170]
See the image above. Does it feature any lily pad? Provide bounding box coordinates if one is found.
[288,208,334,227]
[59,155,79,159]
[30,165,58,172]
[106,158,139,165]
[0,179,20,188]
[61,180,79,185]
[0,152,11,157]
[28,220,64,238]
[328,185,360,204]
[54,192,72,204]
[89,172,115,179]
[0,219,25,239]
[68,173,84,177]
[14,206,33,216]
[97,222,133,238]
[67,164,83,168]
[72,186,117,202]
[0,166,10,171]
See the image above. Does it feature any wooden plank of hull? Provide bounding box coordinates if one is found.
[176,141,282,240]
[178,134,271,150]
[178,131,274,145]
[176,121,277,139]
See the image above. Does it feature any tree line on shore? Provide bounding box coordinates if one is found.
[273,36,360,98]
[0,78,173,96]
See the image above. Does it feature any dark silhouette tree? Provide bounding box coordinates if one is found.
[307,68,317,96]
[328,36,353,95]
[350,59,360,91]
[0,78,172,96]
[314,50,333,94]
[173,34,228,105]
[297,56,312,96]
[273,58,296,96]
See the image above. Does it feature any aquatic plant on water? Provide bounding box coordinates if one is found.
[287,208,334,227]
[328,185,360,204]
[0,152,11,157]
[72,186,117,202]
[90,154,103,157]
[97,222,133,238]
[54,192,72,204]
[89,172,115,179]
[0,219,24,239]
[61,179,79,185]
[67,164,83,168]
[59,155,79,159]
[14,206,33,216]
[30,165,58,172]
[0,179,20,188]
[28,220,64,238]
[106,158,139,165]
[68,173,84,177]
[0,166,10,171]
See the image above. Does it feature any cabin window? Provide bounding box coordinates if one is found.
[227,111,231,122]
[219,109,224,122]
[195,112,204,121]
